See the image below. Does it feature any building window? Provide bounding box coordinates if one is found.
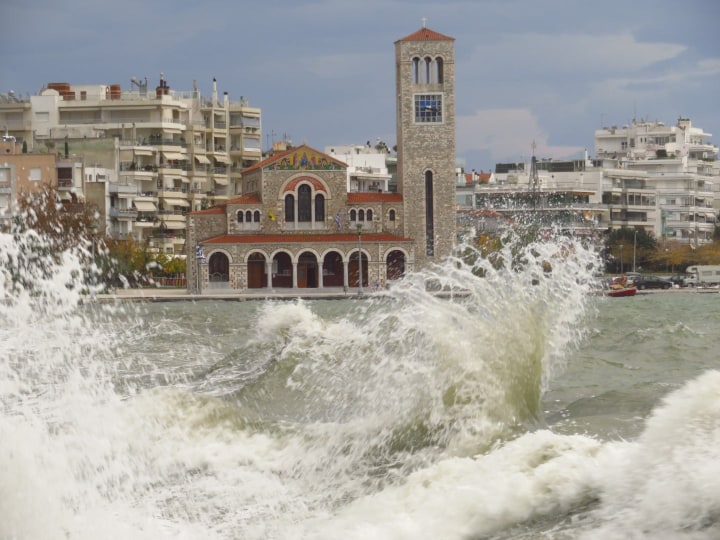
[285,194,295,221]
[298,184,311,222]
[253,210,260,222]
[367,209,373,222]
[29,168,41,181]
[315,193,325,222]
[237,210,244,223]
[245,210,252,222]
[425,170,434,256]
[414,93,442,123]
[358,209,365,221]
[389,209,396,222]
[350,209,357,221]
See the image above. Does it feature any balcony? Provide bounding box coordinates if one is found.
[109,183,137,195]
[109,207,139,220]
[158,188,188,199]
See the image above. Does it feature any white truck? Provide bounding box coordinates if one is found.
[684,265,720,287]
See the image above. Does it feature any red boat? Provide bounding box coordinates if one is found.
[607,286,637,297]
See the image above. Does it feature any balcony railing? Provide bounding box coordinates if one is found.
[109,208,139,219]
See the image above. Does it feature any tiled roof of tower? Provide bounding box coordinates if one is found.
[396,27,454,43]
[347,192,403,203]
[203,233,413,244]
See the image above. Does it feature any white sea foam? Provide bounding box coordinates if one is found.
[10,226,717,539]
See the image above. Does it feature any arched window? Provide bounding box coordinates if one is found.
[436,57,444,84]
[285,194,295,222]
[412,57,420,84]
[315,193,325,222]
[366,209,373,222]
[245,210,252,222]
[350,209,357,221]
[298,184,311,222]
[424,56,432,83]
[237,210,244,223]
[253,210,260,222]
[358,209,365,222]
[425,171,434,256]
[389,209,396,222]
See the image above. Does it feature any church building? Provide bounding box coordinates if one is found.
[186,25,456,293]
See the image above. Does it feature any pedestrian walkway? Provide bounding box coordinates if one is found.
[94,287,376,303]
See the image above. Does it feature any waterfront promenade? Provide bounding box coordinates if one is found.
[95,287,370,303]
[94,285,715,303]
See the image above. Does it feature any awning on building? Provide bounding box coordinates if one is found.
[160,221,186,230]
[214,154,231,164]
[213,177,229,185]
[163,197,190,207]
[134,201,157,211]
[163,151,187,161]
[194,154,210,164]
[133,148,154,156]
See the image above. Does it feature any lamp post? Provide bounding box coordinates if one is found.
[633,230,638,273]
[356,223,363,297]
[89,223,98,290]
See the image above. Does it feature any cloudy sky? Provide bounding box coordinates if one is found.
[2,0,718,172]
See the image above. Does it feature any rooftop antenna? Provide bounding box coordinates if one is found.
[130,76,148,95]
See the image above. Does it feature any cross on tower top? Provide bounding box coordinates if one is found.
[421,17,427,28]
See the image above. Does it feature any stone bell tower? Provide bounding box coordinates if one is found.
[395,24,456,269]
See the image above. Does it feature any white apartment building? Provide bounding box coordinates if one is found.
[595,118,718,246]
[470,152,607,238]
[469,118,718,245]
[0,76,262,255]
[325,142,393,193]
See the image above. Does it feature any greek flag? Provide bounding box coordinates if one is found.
[335,210,342,231]
[195,244,206,261]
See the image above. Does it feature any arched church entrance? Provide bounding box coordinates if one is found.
[247,253,267,289]
[386,250,406,281]
[272,252,293,288]
[208,252,229,283]
[297,252,319,288]
[322,251,344,287]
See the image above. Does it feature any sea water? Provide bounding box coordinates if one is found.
[2,228,719,539]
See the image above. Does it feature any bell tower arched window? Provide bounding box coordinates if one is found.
[425,170,434,256]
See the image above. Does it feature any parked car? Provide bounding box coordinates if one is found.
[668,274,690,287]
[631,275,672,290]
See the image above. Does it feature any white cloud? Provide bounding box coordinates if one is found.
[457,108,585,163]
[466,32,687,76]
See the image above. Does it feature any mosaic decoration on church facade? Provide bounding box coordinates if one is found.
[267,148,343,171]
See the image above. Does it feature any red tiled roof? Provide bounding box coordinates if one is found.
[241,144,347,174]
[226,193,262,205]
[348,192,403,203]
[396,27,454,43]
[203,233,412,244]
